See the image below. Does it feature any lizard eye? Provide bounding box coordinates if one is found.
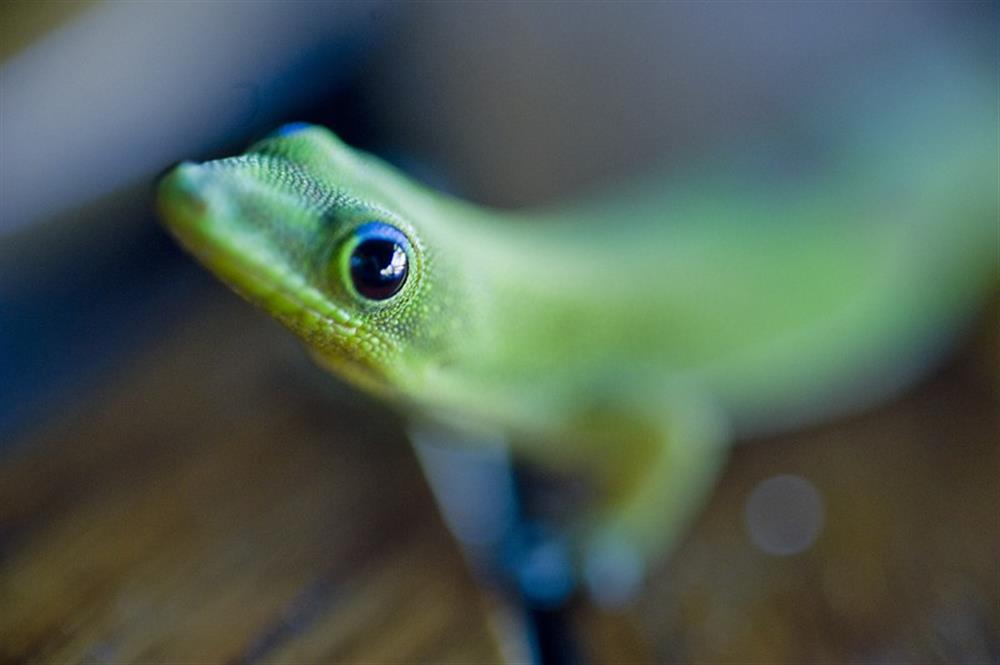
[346,222,410,301]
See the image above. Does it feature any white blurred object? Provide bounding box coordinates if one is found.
[0,1,383,234]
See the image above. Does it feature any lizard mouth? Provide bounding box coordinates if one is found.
[157,162,358,338]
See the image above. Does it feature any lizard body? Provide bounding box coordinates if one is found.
[158,56,996,601]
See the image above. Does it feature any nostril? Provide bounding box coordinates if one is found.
[157,163,210,221]
[154,160,187,184]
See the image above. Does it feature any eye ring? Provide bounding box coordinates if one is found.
[343,221,412,301]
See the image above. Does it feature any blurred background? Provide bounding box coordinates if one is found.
[1,2,997,662]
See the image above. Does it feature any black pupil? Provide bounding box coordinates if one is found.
[349,239,408,300]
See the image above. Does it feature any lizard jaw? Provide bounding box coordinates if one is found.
[157,162,358,338]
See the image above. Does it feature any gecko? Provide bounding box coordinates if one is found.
[157,55,996,606]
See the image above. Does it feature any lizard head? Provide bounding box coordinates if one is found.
[157,124,471,397]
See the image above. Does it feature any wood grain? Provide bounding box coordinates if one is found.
[1,282,997,663]
[0,288,500,664]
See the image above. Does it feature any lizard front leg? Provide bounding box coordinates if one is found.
[564,391,731,607]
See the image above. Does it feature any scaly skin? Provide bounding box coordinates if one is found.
[157,57,997,604]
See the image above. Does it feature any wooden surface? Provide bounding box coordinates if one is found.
[1,280,998,663]
[0,287,501,664]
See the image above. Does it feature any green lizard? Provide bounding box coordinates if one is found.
[157,56,996,604]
